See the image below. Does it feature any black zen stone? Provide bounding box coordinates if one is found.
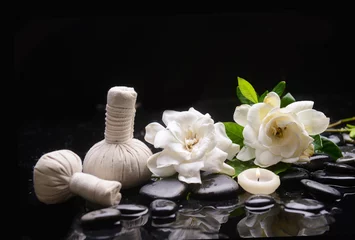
[279,167,310,188]
[150,199,178,217]
[322,133,345,146]
[324,162,355,174]
[80,208,121,230]
[336,150,355,167]
[311,170,355,186]
[139,178,188,202]
[114,204,148,220]
[284,198,325,213]
[301,179,342,202]
[293,154,334,172]
[189,174,239,200]
[151,213,177,225]
[244,195,275,212]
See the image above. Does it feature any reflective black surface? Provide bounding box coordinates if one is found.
[17,15,355,239]
[19,94,355,239]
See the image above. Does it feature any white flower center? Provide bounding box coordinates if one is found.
[184,129,199,151]
[271,125,287,138]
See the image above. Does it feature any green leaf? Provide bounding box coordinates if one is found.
[350,128,355,139]
[266,162,291,175]
[186,192,191,200]
[236,86,254,105]
[280,92,295,107]
[272,81,286,96]
[315,136,343,159]
[346,124,355,129]
[227,160,257,178]
[223,122,244,147]
[258,90,269,102]
[237,77,259,103]
[227,159,291,178]
[312,134,323,151]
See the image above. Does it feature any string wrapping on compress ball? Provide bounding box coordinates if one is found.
[33,149,122,206]
[83,86,153,189]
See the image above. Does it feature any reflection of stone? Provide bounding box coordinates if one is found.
[151,201,238,239]
[237,204,335,237]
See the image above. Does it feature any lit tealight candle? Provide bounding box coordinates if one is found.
[237,168,280,195]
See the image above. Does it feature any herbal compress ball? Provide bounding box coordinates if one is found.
[33,149,122,206]
[83,87,152,189]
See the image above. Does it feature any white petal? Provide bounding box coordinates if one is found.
[285,101,314,114]
[202,148,229,173]
[166,121,185,143]
[237,146,256,161]
[233,104,251,127]
[194,115,215,139]
[226,143,240,160]
[254,149,282,167]
[188,107,205,118]
[281,157,299,163]
[247,103,274,132]
[175,161,204,184]
[263,92,280,107]
[162,110,199,127]
[144,122,165,145]
[156,149,182,168]
[297,109,330,135]
[147,152,177,177]
[220,163,236,176]
[154,129,179,149]
[191,130,216,161]
[214,122,240,159]
[243,125,261,149]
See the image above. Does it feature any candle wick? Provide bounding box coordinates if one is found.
[257,177,259,182]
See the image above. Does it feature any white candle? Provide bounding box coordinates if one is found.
[237,168,280,195]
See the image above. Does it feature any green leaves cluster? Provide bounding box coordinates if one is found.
[312,134,343,159]
[226,159,291,179]
[237,77,295,107]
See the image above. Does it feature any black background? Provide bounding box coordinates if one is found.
[15,13,353,120]
[17,13,355,239]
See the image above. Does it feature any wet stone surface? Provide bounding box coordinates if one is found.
[189,173,239,200]
[244,195,275,212]
[322,133,345,146]
[311,170,355,186]
[279,167,310,188]
[150,199,178,217]
[301,179,342,202]
[293,154,334,172]
[336,147,355,166]
[80,208,121,230]
[324,162,355,175]
[284,198,325,213]
[139,178,189,202]
[114,204,148,220]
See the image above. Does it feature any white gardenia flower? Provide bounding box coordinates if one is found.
[233,92,329,167]
[144,107,240,184]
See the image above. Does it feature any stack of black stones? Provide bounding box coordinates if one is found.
[69,133,355,239]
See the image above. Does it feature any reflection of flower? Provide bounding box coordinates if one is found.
[234,92,329,167]
[237,204,334,237]
[145,107,240,184]
[167,203,237,239]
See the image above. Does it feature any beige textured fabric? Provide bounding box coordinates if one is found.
[83,86,152,189]
[33,149,122,206]
[69,172,121,206]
